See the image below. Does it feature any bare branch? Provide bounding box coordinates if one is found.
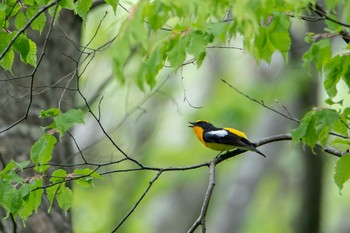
[110,171,163,232]
[187,162,216,233]
[221,79,300,122]
[0,1,60,134]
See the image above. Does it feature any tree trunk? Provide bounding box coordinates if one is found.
[290,14,324,233]
[0,9,81,233]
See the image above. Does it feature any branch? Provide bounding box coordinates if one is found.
[222,79,349,140]
[216,134,348,161]
[309,2,350,43]
[187,162,216,233]
[221,79,300,122]
[110,171,163,232]
[0,1,60,134]
[0,0,59,60]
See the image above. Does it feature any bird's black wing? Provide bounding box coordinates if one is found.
[203,129,251,147]
[203,129,266,157]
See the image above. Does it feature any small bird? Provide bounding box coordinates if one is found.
[189,120,266,157]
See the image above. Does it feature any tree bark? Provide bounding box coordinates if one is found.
[0,9,81,233]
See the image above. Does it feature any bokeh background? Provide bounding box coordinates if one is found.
[70,3,350,233]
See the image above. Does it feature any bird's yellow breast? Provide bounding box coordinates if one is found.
[205,142,237,151]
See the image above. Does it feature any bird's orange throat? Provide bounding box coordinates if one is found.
[192,126,205,144]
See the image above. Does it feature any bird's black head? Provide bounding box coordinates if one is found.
[189,120,215,130]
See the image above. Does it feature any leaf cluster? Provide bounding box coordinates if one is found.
[0,108,102,222]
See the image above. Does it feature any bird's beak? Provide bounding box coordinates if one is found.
[188,122,195,127]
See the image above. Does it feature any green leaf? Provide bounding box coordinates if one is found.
[0,48,14,71]
[0,160,16,176]
[53,109,85,137]
[292,108,339,150]
[74,168,101,187]
[302,39,331,72]
[74,168,102,178]
[56,186,72,211]
[3,188,22,214]
[30,134,57,172]
[0,161,23,184]
[26,38,37,66]
[324,55,343,98]
[334,155,350,192]
[147,1,169,31]
[59,0,75,10]
[26,7,46,33]
[340,55,350,92]
[187,30,212,67]
[13,35,30,63]
[40,108,61,118]
[46,185,58,213]
[18,179,43,221]
[14,160,30,171]
[104,0,119,14]
[75,0,92,20]
[268,13,291,60]
[207,22,228,41]
[14,10,27,30]
[50,169,68,183]
[136,44,166,90]
[166,33,188,68]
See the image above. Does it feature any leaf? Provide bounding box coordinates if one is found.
[30,134,57,172]
[0,160,17,176]
[324,55,343,98]
[46,185,58,213]
[53,109,85,137]
[26,7,46,33]
[166,33,188,69]
[56,186,73,211]
[75,0,93,20]
[334,155,350,192]
[104,0,119,14]
[50,169,68,183]
[187,30,212,67]
[3,188,22,214]
[13,35,30,63]
[40,108,61,118]
[302,39,331,72]
[147,1,169,31]
[18,179,43,221]
[292,108,339,151]
[14,160,30,171]
[59,0,75,10]
[74,168,102,178]
[14,10,27,30]
[74,168,102,187]
[26,38,37,66]
[268,13,291,61]
[136,44,166,90]
[0,48,14,71]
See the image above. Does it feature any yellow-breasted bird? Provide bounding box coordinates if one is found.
[189,120,266,157]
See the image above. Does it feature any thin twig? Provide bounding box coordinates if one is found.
[187,162,216,233]
[221,79,300,123]
[111,171,163,232]
[0,1,60,134]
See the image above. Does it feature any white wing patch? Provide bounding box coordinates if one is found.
[207,129,228,138]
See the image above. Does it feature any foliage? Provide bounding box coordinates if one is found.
[0,108,100,222]
[1,0,350,229]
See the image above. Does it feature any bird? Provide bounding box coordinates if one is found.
[189,120,266,157]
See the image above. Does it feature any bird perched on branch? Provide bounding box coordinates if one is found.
[189,120,266,157]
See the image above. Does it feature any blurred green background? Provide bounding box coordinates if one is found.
[70,4,350,233]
